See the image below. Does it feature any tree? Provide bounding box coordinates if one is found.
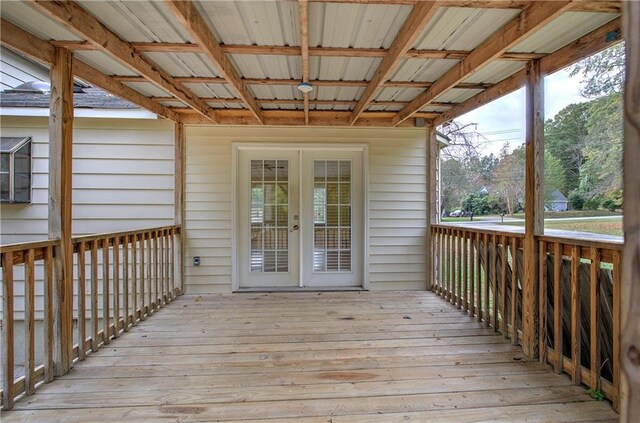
[439,120,493,213]
[492,145,525,216]
[570,42,625,98]
[544,102,590,194]
[579,93,623,199]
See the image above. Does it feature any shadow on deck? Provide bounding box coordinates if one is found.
[3,291,617,422]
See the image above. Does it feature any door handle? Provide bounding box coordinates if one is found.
[291,224,300,232]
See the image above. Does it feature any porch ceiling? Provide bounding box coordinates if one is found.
[0,0,622,127]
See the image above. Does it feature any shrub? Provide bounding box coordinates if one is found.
[568,191,585,210]
[584,197,602,210]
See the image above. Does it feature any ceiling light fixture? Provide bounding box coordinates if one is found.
[297,82,313,93]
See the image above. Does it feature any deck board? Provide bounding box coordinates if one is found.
[3,291,617,422]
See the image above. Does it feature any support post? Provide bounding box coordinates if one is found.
[49,47,74,376]
[621,1,640,420]
[426,123,439,290]
[174,122,186,295]
[522,59,544,358]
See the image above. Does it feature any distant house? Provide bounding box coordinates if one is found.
[546,189,569,212]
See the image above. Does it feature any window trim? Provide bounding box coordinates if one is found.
[1,136,32,204]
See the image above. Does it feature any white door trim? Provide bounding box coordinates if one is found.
[231,143,369,291]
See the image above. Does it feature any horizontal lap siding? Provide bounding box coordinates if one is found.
[185,126,427,293]
[368,140,427,290]
[0,116,175,315]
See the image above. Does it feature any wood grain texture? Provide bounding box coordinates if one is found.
[349,1,439,124]
[76,242,86,360]
[43,246,54,383]
[2,252,15,409]
[28,0,216,122]
[522,59,543,358]
[49,47,74,377]
[621,1,640,419]
[298,0,310,125]
[435,17,622,125]
[393,1,570,125]
[0,292,617,421]
[570,245,581,385]
[23,249,36,395]
[164,0,261,123]
[0,20,179,121]
[52,39,549,61]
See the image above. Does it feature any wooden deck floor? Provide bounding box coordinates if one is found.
[4,291,617,422]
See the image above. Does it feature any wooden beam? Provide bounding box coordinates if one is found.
[164,0,263,124]
[299,0,310,125]
[178,109,428,126]
[49,47,74,377]
[156,97,455,109]
[72,61,179,121]
[621,1,640,420]
[174,122,185,295]
[350,1,440,124]
[117,75,491,91]
[0,19,179,122]
[434,17,622,125]
[426,123,439,290]
[522,59,544,359]
[393,0,572,126]
[51,40,544,62]
[177,108,439,119]
[309,0,621,13]
[27,0,217,122]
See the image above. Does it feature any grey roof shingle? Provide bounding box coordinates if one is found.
[0,87,139,109]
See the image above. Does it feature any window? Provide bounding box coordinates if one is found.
[1,137,32,203]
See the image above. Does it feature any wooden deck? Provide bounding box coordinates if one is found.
[3,291,617,422]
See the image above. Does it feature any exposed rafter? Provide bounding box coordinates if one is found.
[49,40,544,62]
[177,109,438,126]
[153,97,455,109]
[434,17,622,125]
[112,75,493,90]
[298,0,310,125]
[308,0,621,13]
[393,0,573,125]
[350,1,440,125]
[0,19,179,122]
[164,0,263,124]
[26,0,216,123]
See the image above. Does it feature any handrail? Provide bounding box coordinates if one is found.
[0,225,182,409]
[429,223,622,410]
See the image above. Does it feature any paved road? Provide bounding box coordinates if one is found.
[448,215,622,224]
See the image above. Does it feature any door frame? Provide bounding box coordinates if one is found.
[231,143,369,292]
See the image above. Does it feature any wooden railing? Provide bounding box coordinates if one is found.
[430,224,623,409]
[0,225,182,409]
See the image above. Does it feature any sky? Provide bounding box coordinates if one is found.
[453,69,589,157]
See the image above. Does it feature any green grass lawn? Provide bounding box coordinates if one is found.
[501,217,623,237]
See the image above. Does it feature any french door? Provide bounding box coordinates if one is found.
[237,147,364,289]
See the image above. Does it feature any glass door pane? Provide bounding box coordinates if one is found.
[313,160,351,272]
[250,159,289,273]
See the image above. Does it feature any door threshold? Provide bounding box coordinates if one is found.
[235,286,367,293]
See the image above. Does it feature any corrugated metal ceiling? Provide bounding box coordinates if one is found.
[412,7,521,51]
[308,2,411,49]
[510,12,619,54]
[0,0,622,120]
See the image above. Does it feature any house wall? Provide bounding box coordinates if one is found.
[1,115,175,315]
[1,115,175,366]
[1,116,175,244]
[185,126,429,293]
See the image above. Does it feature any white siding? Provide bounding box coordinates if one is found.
[1,116,174,318]
[1,116,175,243]
[185,126,428,293]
